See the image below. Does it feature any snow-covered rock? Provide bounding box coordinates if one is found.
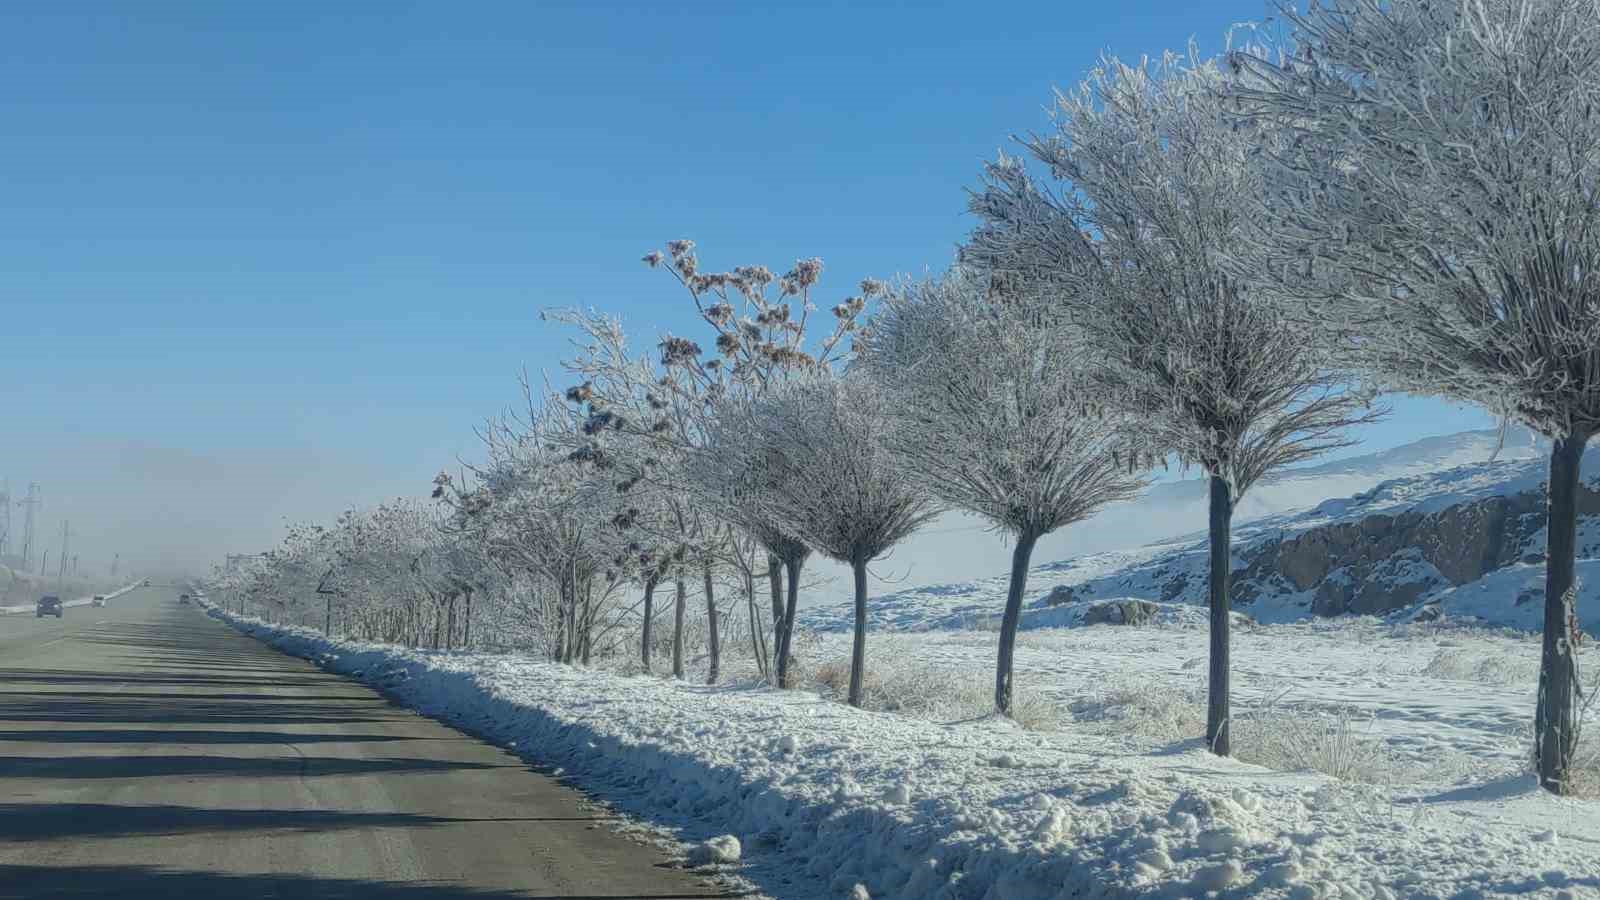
[687,834,741,866]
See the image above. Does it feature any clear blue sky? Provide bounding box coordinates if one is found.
[1,1,1485,572]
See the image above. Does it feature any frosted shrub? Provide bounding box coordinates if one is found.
[802,653,1060,732]
[1076,683,1416,785]
[1233,705,1401,786]
[1422,648,1541,686]
[1071,683,1209,746]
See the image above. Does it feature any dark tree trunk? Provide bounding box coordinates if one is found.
[1538,432,1586,794]
[463,588,472,649]
[324,594,333,637]
[847,557,869,708]
[641,575,658,672]
[776,557,803,689]
[703,560,720,685]
[580,582,593,666]
[672,577,686,679]
[1207,474,1234,757]
[995,530,1040,717]
[744,567,769,678]
[768,554,785,645]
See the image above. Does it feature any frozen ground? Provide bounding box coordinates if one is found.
[207,596,1600,899]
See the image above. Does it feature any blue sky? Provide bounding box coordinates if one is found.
[1,1,1487,573]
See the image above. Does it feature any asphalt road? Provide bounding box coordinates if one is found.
[0,587,741,899]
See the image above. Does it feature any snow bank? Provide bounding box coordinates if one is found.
[207,603,1599,899]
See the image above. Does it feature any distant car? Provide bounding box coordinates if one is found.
[178,593,190,605]
[142,579,151,587]
[91,594,106,607]
[36,596,63,618]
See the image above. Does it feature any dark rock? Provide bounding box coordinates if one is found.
[1041,585,1075,607]
[1159,573,1190,603]
[1412,603,1443,623]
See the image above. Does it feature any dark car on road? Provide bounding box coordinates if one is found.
[36,595,63,618]
[178,593,190,605]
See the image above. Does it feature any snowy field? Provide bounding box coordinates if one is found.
[206,592,1600,899]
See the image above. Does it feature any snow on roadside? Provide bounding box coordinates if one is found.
[203,603,1599,899]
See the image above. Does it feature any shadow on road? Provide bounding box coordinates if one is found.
[0,668,329,688]
[0,728,460,746]
[0,695,394,725]
[0,803,614,842]
[0,864,750,900]
[1,754,514,780]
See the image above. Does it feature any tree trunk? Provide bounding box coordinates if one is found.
[324,594,332,636]
[641,575,657,672]
[463,588,473,649]
[777,557,803,689]
[672,577,686,679]
[581,581,594,666]
[1538,432,1586,794]
[703,560,720,685]
[848,556,869,708]
[768,554,785,646]
[745,567,769,678]
[995,530,1040,717]
[1207,474,1234,757]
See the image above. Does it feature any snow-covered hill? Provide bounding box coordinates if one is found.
[802,429,1593,635]
[834,425,1543,595]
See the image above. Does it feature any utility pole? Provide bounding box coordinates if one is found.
[111,554,120,577]
[56,521,69,588]
[19,484,40,571]
[0,479,10,561]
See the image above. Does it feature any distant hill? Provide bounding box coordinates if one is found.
[802,426,1591,635]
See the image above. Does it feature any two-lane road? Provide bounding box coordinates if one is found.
[0,587,739,899]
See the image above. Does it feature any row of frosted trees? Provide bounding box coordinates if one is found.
[218,1,1600,796]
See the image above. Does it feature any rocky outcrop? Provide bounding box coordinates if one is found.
[1230,479,1600,618]
[1042,585,1076,607]
[1083,599,1159,626]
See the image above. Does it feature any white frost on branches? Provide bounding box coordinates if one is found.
[1232,0,1600,441]
[859,268,1145,540]
[967,53,1380,500]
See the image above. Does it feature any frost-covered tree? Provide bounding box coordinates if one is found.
[709,373,938,707]
[968,55,1379,754]
[643,239,870,685]
[1231,0,1600,792]
[690,399,814,688]
[858,268,1146,716]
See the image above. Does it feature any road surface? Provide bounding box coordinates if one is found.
[0,587,741,899]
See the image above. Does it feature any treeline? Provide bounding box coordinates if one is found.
[212,2,1600,796]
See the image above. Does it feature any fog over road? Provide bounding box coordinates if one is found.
[0,587,737,899]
